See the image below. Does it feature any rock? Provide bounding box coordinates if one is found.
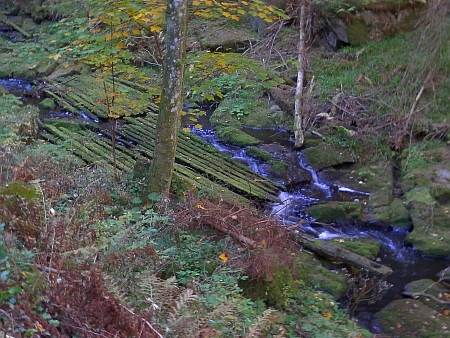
[405,279,450,312]
[215,126,261,146]
[306,201,362,222]
[38,98,56,110]
[303,142,355,170]
[374,298,450,337]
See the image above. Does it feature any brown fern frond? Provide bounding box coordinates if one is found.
[167,287,198,326]
[245,308,284,338]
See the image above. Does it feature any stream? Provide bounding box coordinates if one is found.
[3,78,450,333]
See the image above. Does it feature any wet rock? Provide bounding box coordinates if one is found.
[306,201,362,223]
[215,126,261,146]
[38,97,55,110]
[303,142,355,170]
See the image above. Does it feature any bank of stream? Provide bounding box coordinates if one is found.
[2,77,450,334]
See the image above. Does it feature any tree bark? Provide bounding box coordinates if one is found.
[145,0,188,198]
[293,1,307,148]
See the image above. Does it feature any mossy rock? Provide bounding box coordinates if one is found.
[330,238,381,260]
[241,262,296,309]
[374,198,411,228]
[405,203,450,256]
[345,17,371,45]
[306,201,362,222]
[210,90,292,130]
[267,160,288,179]
[246,147,272,161]
[297,252,348,299]
[215,126,261,146]
[374,298,450,337]
[406,279,450,312]
[302,143,355,170]
[38,98,56,110]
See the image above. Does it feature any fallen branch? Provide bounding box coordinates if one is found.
[119,303,164,338]
[0,13,32,38]
[289,230,392,276]
[402,291,450,304]
[202,215,258,249]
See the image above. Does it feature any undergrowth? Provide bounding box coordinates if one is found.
[0,142,370,337]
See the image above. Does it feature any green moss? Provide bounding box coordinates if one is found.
[307,201,362,222]
[0,181,39,200]
[241,262,296,309]
[331,238,381,260]
[346,18,371,45]
[38,98,56,110]
[215,126,261,146]
[245,147,272,161]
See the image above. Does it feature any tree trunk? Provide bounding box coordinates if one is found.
[293,1,307,148]
[145,0,188,199]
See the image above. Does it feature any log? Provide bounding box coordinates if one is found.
[0,14,32,38]
[289,230,392,276]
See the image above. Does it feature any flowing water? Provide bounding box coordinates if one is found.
[3,78,450,333]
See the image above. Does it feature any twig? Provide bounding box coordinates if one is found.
[119,304,164,338]
[402,291,450,304]
[34,264,66,274]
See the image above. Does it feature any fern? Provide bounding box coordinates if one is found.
[167,288,198,326]
[245,308,283,338]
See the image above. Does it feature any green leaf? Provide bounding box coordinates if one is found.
[147,192,161,202]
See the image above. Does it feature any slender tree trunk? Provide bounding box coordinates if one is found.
[145,0,188,199]
[294,0,307,148]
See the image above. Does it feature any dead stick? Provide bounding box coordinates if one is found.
[403,291,450,304]
[0,13,31,38]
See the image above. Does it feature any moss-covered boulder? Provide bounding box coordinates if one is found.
[303,142,355,170]
[241,262,297,309]
[215,126,261,146]
[38,98,56,110]
[405,279,450,312]
[374,298,450,337]
[297,251,348,299]
[400,146,450,255]
[306,201,362,222]
[374,198,411,228]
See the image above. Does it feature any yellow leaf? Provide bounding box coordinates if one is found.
[219,253,228,262]
[116,41,125,48]
[150,25,162,32]
[194,124,202,129]
[197,204,206,210]
[231,15,240,21]
[49,53,62,61]
[132,29,141,35]
[322,311,332,319]
[123,31,129,37]
[182,127,191,133]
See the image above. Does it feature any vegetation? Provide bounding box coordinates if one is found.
[1,0,449,336]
